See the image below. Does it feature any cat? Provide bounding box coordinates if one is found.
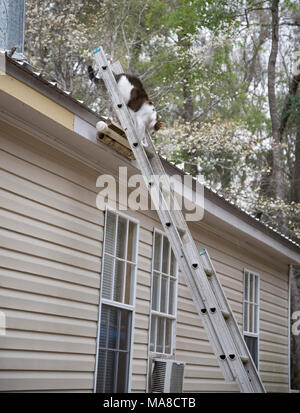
[88,65,163,143]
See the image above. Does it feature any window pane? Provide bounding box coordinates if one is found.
[165,318,172,354]
[105,212,116,254]
[151,230,178,356]
[169,279,176,315]
[99,306,109,348]
[117,352,129,392]
[116,217,127,259]
[152,272,160,311]
[243,271,259,340]
[249,274,254,302]
[150,316,156,352]
[244,271,248,301]
[99,306,132,351]
[254,304,258,334]
[156,317,164,353]
[107,307,119,349]
[244,335,258,368]
[254,275,259,304]
[102,255,114,300]
[105,350,117,392]
[170,248,176,276]
[154,232,162,271]
[127,221,137,263]
[249,303,254,333]
[243,301,248,332]
[113,259,125,302]
[97,305,131,393]
[160,276,168,314]
[103,214,137,305]
[124,263,135,305]
[120,309,131,351]
[162,236,170,274]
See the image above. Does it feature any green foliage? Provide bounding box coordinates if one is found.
[24,0,300,241]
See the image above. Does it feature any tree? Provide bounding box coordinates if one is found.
[267,0,284,199]
[24,0,300,241]
[25,0,91,92]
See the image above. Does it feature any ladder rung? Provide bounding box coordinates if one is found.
[204,268,212,276]
[176,226,186,236]
[165,222,186,236]
[240,355,249,364]
[221,310,230,319]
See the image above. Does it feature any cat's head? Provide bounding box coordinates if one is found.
[153,118,164,133]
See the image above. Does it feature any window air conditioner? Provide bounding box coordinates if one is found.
[151,359,185,393]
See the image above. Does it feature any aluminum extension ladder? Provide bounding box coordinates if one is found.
[92,46,266,393]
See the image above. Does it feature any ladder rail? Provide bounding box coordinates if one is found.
[92,48,236,381]
[199,249,266,392]
[92,47,266,393]
[136,131,258,389]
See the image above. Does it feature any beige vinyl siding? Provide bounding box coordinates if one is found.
[0,120,290,393]
[175,225,289,393]
[143,217,288,392]
[131,233,152,392]
[0,126,103,392]
[0,123,155,393]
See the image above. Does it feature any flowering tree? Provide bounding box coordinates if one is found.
[24,0,300,241]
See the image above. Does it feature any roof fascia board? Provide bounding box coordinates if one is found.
[5,55,101,127]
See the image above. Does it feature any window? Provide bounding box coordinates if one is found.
[96,305,132,392]
[243,269,260,368]
[101,212,137,305]
[149,230,178,355]
[94,210,138,393]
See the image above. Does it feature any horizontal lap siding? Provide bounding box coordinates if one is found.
[131,231,153,392]
[0,128,103,392]
[0,124,290,393]
[0,126,155,393]
[176,226,289,393]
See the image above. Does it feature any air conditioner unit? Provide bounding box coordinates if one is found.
[151,359,185,393]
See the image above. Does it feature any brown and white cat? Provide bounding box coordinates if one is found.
[88,65,163,142]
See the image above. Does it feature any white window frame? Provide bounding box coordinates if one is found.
[94,207,139,393]
[148,228,178,357]
[243,268,260,370]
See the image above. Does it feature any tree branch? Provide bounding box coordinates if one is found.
[279,73,300,139]
[267,0,284,199]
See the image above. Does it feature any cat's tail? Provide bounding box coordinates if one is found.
[88,65,103,87]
